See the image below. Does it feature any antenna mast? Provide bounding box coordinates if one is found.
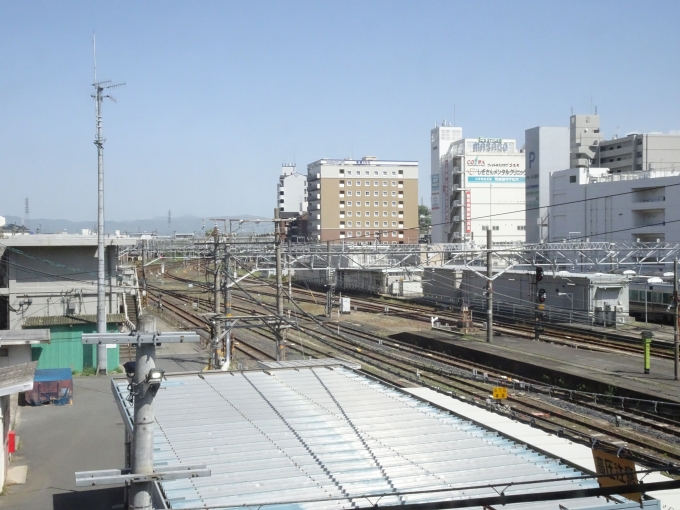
[92,33,125,374]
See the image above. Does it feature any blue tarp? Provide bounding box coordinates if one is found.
[33,368,72,383]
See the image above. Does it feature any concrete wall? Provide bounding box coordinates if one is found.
[2,245,122,329]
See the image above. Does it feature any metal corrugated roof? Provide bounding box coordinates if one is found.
[23,313,126,327]
[257,358,361,370]
[112,368,647,509]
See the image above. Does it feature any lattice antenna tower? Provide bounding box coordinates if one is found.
[92,33,125,372]
[23,197,29,227]
[168,209,172,234]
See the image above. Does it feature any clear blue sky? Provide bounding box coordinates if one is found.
[1,1,679,221]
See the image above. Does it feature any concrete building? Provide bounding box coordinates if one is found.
[276,163,307,217]
[0,234,137,372]
[549,166,680,244]
[422,266,630,326]
[430,124,463,243]
[307,157,419,244]
[596,133,680,174]
[442,138,526,246]
[524,127,570,243]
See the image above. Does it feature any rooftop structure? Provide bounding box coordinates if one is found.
[111,365,652,509]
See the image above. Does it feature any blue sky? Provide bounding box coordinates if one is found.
[1,1,679,221]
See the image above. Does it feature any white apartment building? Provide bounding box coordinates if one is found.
[307,157,419,244]
[430,124,463,243]
[596,133,680,174]
[549,167,680,243]
[442,138,526,246]
[277,164,307,217]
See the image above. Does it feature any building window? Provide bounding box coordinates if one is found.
[382,171,387,176]
[346,221,351,226]
[356,231,362,237]
[391,231,396,237]
[365,231,371,236]
[383,211,387,216]
[493,226,499,231]
[392,221,396,226]
[339,169,344,174]
[374,221,379,227]
[391,191,396,196]
[374,171,378,176]
[365,181,370,186]
[374,201,379,206]
[347,211,352,216]
[347,231,352,237]
[482,225,488,231]
[398,170,403,175]
[340,231,345,238]
[347,191,352,196]
[365,201,370,206]
[391,171,396,176]
[339,191,345,197]
[391,211,396,216]
[382,181,387,186]
[398,181,404,188]
[347,201,352,206]
[364,171,369,175]
[569,176,576,183]
[347,170,352,176]
[374,211,379,216]
[517,225,525,230]
[383,221,388,226]
[392,201,396,206]
[398,201,403,208]
[347,180,352,186]
[340,201,345,208]
[383,191,387,196]
[339,180,345,187]
[355,211,360,216]
[374,181,379,186]
[373,191,378,196]
[365,191,370,196]
[391,181,396,186]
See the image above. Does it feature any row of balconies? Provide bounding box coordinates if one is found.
[339,212,404,219]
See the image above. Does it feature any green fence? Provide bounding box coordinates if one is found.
[29,324,120,373]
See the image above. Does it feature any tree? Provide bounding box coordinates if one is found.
[418,205,431,234]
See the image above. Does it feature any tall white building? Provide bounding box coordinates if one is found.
[442,138,526,246]
[430,124,463,243]
[277,164,307,217]
[524,127,570,243]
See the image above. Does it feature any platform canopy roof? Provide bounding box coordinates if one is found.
[112,366,644,510]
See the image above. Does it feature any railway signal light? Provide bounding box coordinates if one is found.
[538,288,547,302]
[535,267,544,282]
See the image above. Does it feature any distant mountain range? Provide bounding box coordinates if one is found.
[0,214,272,235]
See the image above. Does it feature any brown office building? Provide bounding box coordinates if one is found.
[307,157,419,244]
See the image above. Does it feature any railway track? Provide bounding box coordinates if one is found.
[142,262,680,467]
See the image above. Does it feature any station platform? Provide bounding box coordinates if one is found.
[391,329,680,404]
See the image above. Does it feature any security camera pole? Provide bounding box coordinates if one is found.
[77,317,208,510]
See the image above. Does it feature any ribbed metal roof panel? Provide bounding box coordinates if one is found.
[112,367,648,509]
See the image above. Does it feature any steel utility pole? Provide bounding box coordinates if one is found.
[213,231,222,369]
[92,35,124,375]
[326,240,333,317]
[287,239,292,304]
[224,246,232,369]
[486,229,493,343]
[675,259,679,380]
[274,209,284,361]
